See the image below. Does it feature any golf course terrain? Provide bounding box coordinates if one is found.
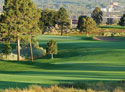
[0,35,125,89]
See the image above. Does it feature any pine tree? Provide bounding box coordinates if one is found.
[91,7,103,25]
[0,0,41,61]
[77,15,87,30]
[46,40,58,59]
[55,7,71,36]
[39,9,57,34]
[79,17,97,36]
[119,14,125,26]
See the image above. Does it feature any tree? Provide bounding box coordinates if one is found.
[79,17,97,36]
[0,0,41,61]
[119,14,125,26]
[91,7,103,25]
[1,42,12,58]
[77,15,87,30]
[55,7,71,36]
[39,8,71,35]
[39,9,57,34]
[46,40,58,59]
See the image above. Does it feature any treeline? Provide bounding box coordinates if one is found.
[39,8,71,35]
[0,0,125,18]
[0,0,71,61]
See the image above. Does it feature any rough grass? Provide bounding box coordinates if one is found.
[1,85,125,92]
[0,35,125,89]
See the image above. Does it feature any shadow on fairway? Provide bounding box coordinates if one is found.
[2,60,125,71]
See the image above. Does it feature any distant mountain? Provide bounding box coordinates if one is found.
[0,0,124,18]
[33,0,125,18]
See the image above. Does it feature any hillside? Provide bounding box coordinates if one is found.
[33,0,125,19]
[0,0,125,18]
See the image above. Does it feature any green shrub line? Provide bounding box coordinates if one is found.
[99,25,125,29]
[99,32,125,37]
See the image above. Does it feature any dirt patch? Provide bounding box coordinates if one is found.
[93,37,125,42]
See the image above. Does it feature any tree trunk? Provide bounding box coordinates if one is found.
[61,25,63,36]
[86,32,89,37]
[17,38,20,61]
[6,55,8,59]
[30,36,34,62]
[61,29,63,36]
[51,54,53,59]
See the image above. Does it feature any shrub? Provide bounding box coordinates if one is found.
[12,47,46,59]
[113,87,124,92]
[112,33,120,37]
[101,32,125,37]
[0,46,46,60]
[101,32,112,36]
[0,53,25,61]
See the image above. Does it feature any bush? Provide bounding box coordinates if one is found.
[12,47,46,59]
[0,53,25,60]
[112,33,120,37]
[0,46,46,60]
[101,32,125,37]
[101,32,112,36]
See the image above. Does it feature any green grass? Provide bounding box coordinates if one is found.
[0,35,125,89]
[99,25,125,29]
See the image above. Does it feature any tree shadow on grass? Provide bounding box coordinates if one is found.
[0,69,125,79]
[56,49,114,59]
[2,60,125,71]
[38,39,125,60]
[81,36,96,41]
[33,62,125,71]
[0,70,124,89]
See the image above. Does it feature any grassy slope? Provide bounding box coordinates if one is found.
[0,35,125,89]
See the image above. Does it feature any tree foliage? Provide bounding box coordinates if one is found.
[1,42,12,56]
[119,14,125,26]
[39,9,57,34]
[55,7,71,35]
[46,40,58,59]
[78,17,97,36]
[0,0,41,61]
[77,15,87,30]
[91,7,103,25]
[39,7,71,35]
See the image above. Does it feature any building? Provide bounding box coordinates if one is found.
[72,19,78,28]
